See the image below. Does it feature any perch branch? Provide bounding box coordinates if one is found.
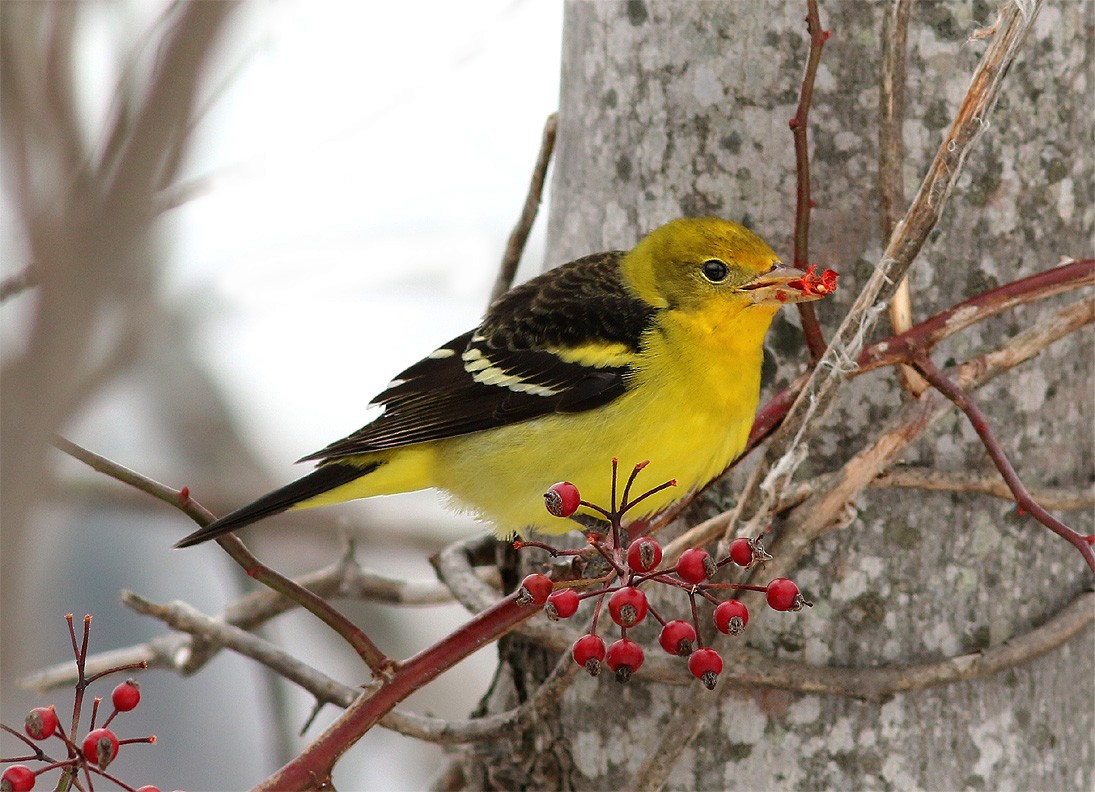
[52,437,391,672]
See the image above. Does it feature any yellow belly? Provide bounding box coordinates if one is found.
[433,303,776,535]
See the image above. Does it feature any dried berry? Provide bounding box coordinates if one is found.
[544,481,581,518]
[688,647,724,690]
[545,588,580,620]
[713,600,749,634]
[605,638,645,683]
[516,573,553,606]
[571,634,606,676]
[627,537,663,573]
[608,586,649,628]
[658,620,697,656]
[677,548,716,584]
[24,706,58,740]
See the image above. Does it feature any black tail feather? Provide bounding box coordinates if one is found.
[174,462,375,548]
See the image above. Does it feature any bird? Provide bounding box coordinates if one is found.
[175,217,830,548]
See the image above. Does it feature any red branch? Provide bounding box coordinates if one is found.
[859,258,1095,372]
[790,0,830,362]
[911,355,1095,572]
[52,437,391,673]
[256,593,539,790]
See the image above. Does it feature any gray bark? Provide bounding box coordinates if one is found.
[454,1,1093,789]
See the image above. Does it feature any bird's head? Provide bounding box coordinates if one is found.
[622,217,827,315]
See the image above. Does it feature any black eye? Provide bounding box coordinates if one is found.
[702,259,729,282]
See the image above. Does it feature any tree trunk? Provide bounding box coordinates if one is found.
[452,1,1092,788]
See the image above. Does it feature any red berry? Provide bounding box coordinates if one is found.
[24,706,58,740]
[728,537,753,567]
[608,586,649,627]
[2,765,35,792]
[728,536,772,567]
[605,638,645,683]
[111,679,141,712]
[627,537,663,573]
[688,647,724,690]
[676,547,716,584]
[136,787,162,792]
[545,588,580,620]
[572,634,606,676]
[516,573,553,606]
[544,481,581,517]
[713,600,749,634]
[658,619,697,656]
[766,578,811,611]
[82,727,120,768]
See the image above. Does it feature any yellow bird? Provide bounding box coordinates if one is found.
[175,217,827,548]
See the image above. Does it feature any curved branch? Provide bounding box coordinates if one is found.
[489,113,558,305]
[725,0,1047,547]
[911,355,1095,570]
[52,437,391,672]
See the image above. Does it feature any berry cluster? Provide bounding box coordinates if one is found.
[1,616,158,792]
[515,462,811,690]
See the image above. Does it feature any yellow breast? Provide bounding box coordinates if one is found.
[432,300,780,536]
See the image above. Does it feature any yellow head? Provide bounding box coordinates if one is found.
[622,217,818,314]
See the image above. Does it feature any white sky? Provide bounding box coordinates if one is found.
[168,0,564,534]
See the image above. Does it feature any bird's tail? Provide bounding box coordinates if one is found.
[174,461,378,548]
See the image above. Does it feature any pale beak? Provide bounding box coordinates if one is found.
[740,267,828,306]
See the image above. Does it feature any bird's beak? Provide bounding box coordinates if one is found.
[739,267,830,306]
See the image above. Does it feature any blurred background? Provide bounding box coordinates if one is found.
[1,1,562,788]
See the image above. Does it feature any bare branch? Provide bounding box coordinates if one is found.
[789,0,830,362]
[123,592,359,708]
[911,356,1095,570]
[725,0,1046,547]
[489,113,558,305]
[878,0,926,394]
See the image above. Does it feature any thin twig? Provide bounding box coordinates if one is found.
[20,542,499,694]
[858,258,1095,373]
[381,648,581,745]
[789,0,829,362]
[52,436,392,672]
[488,112,558,305]
[911,355,1095,570]
[723,0,1046,548]
[871,468,1095,512]
[878,0,926,394]
[123,592,359,707]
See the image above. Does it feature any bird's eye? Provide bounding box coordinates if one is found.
[702,259,729,283]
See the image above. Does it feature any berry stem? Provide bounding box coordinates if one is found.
[620,479,677,516]
[577,500,613,520]
[619,460,651,511]
[704,583,769,593]
[688,593,704,649]
[85,660,149,685]
[610,457,619,513]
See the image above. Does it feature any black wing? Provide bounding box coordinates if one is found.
[300,252,656,461]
